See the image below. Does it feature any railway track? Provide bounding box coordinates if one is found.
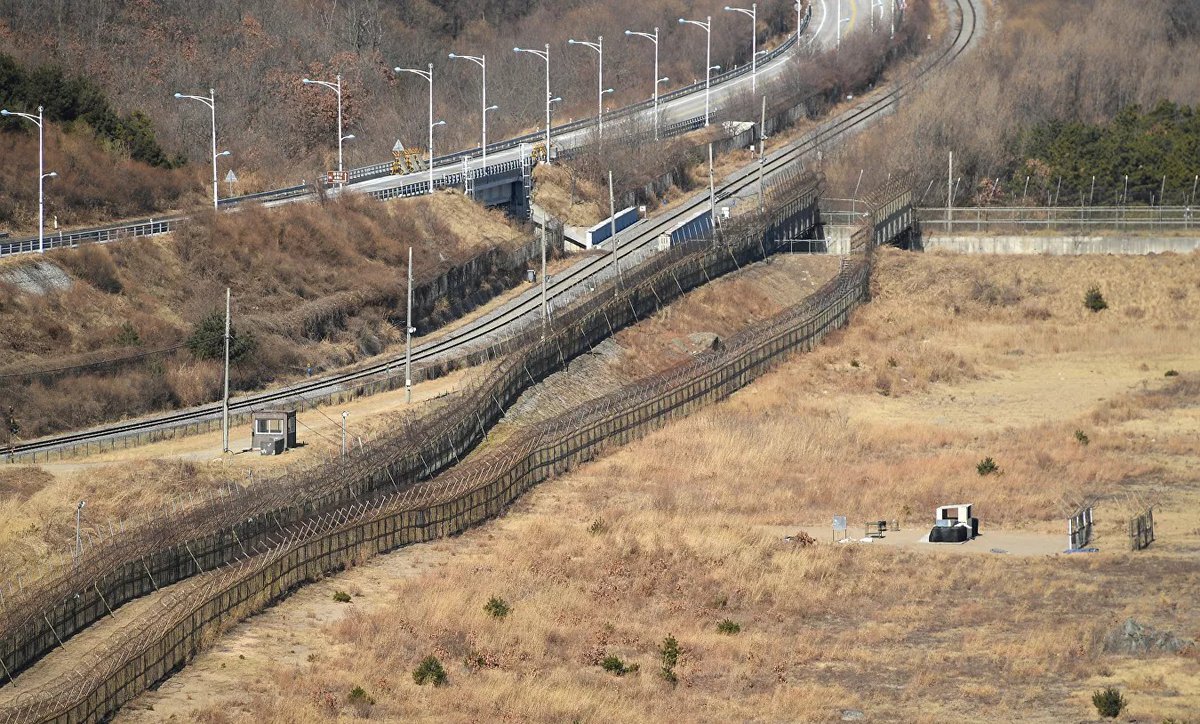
[5,0,976,463]
[0,1,980,711]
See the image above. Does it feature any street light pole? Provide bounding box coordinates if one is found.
[393,63,439,193]
[725,4,757,94]
[0,106,55,254]
[301,74,346,185]
[678,16,712,126]
[173,89,222,208]
[568,36,604,138]
[448,53,489,165]
[625,28,661,140]
[514,44,552,163]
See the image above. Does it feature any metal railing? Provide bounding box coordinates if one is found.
[817,197,871,226]
[0,216,184,256]
[918,206,1200,234]
[338,9,810,186]
[0,13,815,259]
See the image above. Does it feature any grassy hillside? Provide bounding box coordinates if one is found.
[0,0,807,203]
[0,191,526,440]
[827,0,1200,203]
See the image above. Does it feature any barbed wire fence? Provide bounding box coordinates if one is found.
[0,171,825,686]
[0,177,909,723]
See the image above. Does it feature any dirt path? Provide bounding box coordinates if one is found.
[116,534,463,722]
[0,574,209,707]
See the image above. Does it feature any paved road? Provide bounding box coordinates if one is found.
[6,0,967,461]
[348,0,881,196]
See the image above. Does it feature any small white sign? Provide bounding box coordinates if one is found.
[832,516,848,531]
[224,169,238,184]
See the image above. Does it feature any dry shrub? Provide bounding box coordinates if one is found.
[0,129,193,234]
[55,245,122,294]
[826,0,1200,198]
[165,360,223,407]
[0,191,528,437]
[0,467,53,503]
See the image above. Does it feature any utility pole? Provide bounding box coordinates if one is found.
[405,246,414,403]
[540,216,548,336]
[947,151,953,233]
[75,500,86,558]
[852,168,864,217]
[609,170,621,283]
[758,95,767,212]
[709,143,716,225]
[222,287,231,454]
[341,411,348,458]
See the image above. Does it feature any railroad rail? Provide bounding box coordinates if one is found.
[3,0,974,464]
[0,1,977,697]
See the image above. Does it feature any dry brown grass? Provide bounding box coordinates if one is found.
[0,192,528,439]
[0,363,482,579]
[125,251,1200,722]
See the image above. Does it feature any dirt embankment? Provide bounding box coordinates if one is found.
[0,191,528,442]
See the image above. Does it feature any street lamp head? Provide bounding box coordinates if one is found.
[173,93,183,98]
[484,105,499,112]
[343,134,356,141]
[217,150,231,157]
[513,47,521,53]
[392,66,402,73]
[602,88,614,95]
[78,500,86,510]
[658,76,670,83]
[44,171,57,179]
[624,30,632,35]
[448,53,458,58]
[678,18,686,23]
[301,78,314,84]
[432,120,446,127]
[549,96,563,104]
[0,110,10,116]
[568,38,578,44]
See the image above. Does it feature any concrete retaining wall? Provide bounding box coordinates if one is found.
[922,234,1200,255]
